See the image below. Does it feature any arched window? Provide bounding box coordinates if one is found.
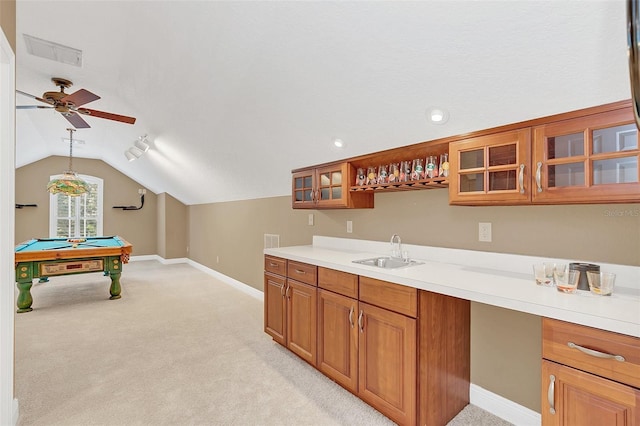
[49,174,103,238]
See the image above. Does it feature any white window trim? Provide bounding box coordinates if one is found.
[49,174,104,238]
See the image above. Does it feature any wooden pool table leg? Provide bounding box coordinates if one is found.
[109,271,122,300]
[16,280,34,313]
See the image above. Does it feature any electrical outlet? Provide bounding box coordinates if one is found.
[479,222,492,242]
[308,213,314,226]
[346,220,353,233]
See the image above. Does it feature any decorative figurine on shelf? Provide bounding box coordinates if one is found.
[399,160,411,182]
[426,155,437,178]
[411,158,424,180]
[439,153,450,177]
[377,164,388,184]
[356,167,366,186]
[366,166,377,185]
[389,163,399,182]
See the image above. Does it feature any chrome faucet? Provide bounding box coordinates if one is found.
[390,234,402,259]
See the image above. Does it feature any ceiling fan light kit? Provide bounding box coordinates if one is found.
[47,128,90,197]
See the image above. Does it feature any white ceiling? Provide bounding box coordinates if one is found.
[15,0,632,206]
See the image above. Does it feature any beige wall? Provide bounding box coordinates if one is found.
[0,0,16,52]
[15,156,158,255]
[157,192,188,259]
[188,189,640,413]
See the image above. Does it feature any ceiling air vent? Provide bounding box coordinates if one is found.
[23,34,82,67]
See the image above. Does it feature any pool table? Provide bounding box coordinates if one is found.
[14,236,133,313]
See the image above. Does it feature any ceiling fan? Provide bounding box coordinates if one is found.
[16,77,136,129]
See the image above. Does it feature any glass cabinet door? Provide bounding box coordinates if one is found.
[316,164,346,205]
[292,171,315,207]
[533,108,640,203]
[449,129,531,205]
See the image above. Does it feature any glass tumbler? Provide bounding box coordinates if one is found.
[587,271,616,296]
[555,266,580,293]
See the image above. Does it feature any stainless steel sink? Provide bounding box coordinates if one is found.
[352,256,423,269]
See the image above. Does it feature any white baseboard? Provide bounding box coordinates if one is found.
[185,259,264,301]
[129,256,263,300]
[12,398,19,426]
[470,383,540,426]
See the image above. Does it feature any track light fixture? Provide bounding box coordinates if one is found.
[124,135,151,161]
[134,135,150,152]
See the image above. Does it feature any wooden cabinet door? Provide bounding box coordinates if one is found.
[542,360,640,426]
[264,272,286,346]
[317,289,358,393]
[358,302,416,426]
[532,108,640,204]
[292,169,316,209]
[286,279,317,366]
[449,128,531,205]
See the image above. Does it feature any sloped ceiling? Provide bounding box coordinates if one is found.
[15,0,631,206]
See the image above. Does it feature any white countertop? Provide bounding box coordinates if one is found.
[264,236,640,338]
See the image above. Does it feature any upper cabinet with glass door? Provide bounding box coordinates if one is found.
[449,129,531,205]
[292,162,373,209]
[532,108,640,204]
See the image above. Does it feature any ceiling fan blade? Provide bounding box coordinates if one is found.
[16,89,54,105]
[17,105,54,109]
[64,112,91,129]
[77,108,136,125]
[61,88,100,107]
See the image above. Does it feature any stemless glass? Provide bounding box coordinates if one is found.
[555,265,580,293]
[587,271,616,296]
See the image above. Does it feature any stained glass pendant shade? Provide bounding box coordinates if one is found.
[47,128,90,196]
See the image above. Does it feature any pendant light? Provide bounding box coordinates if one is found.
[47,128,90,196]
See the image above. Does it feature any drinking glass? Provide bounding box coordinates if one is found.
[587,271,616,296]
[356,167,366,186]
[554,266,580,293]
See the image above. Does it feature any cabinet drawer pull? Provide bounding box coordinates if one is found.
[358,310,364,333]
[294,269,306,275]
[567,342,626,362]
[269,262,279,268]
[285,284,290,298]
[280,283,285,297]
[518,164,525,194]
[536,162,543,192]
[548,374,556,415]
[348,306,354,329]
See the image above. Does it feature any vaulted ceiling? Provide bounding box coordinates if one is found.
[15,0,631,205]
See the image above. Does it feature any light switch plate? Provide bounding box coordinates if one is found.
[308,213,314,226]
[346,220,353,233]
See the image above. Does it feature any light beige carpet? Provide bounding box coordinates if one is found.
[15,260,512,426]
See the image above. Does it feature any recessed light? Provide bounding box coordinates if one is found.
[333,138,345,148]
[427,107,449,124]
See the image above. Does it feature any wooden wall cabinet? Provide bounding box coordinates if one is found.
[450,102,640,206]
[264,256,318,365]
[541,318,640,425]
[292,162,373,209]
[449,129,531,205]
[532,108,640,204]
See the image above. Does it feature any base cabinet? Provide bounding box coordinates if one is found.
[542,360,640,426]
[542,318,640,426]
[268,258,471,426]
[358,301,416,426]
[264,256,318,366]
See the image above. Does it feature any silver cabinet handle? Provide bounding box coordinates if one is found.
[315,189,320,204]
[285,284,290,298]
[358,310,364,333]
[548,374,556,415]
[568,342,626,362]
[269,262,278,267]
[348,306,354,329]
[280,282,285,297]
[294,269,306,275]
[627,0,640,129]
[518,164,525,194]
[536,162,543,192]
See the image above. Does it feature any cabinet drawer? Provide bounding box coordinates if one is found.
[265,256,286,276]
[543,318,640,388]
[318,267,358,298]
[287,260,317,286]
[359,276,417,318]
